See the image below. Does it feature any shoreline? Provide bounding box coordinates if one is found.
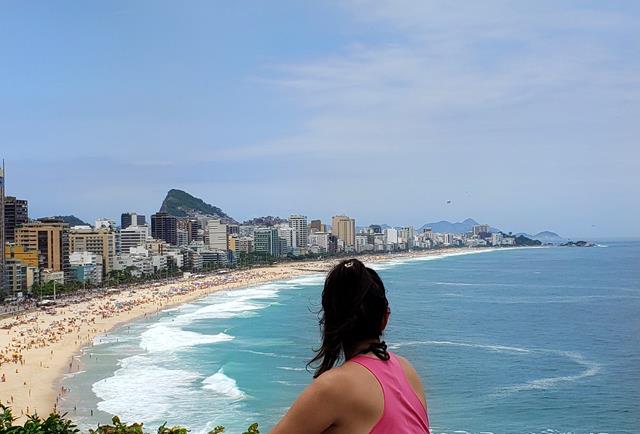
[0,247,519,422]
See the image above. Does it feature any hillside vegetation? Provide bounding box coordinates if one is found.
[159,189,236,222]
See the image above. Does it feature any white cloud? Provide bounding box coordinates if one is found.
[258,1,638,157]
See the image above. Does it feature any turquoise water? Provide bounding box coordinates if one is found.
[61,243,640,434]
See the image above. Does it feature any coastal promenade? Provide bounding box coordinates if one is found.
[0,248,489,422]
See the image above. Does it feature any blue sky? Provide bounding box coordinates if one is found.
[1,1,638,238]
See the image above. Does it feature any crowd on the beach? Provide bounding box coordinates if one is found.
[0,265,308,394]
[0,253,425,374]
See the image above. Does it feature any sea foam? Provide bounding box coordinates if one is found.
[202,368,246,401]
[501,350,602,394]
[390,340,531,354]
[140,325,233,353]
[167,283,288,327]
[93,355,201,422]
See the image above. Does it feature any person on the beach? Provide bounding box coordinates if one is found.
[270,258,430,434]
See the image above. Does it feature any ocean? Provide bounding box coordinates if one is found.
[61,242,640,434]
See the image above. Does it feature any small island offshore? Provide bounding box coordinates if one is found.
[560,240,595,247]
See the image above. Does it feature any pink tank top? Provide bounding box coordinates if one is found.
[350,352,430,434]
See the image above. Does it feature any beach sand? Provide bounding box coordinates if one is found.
[0,248,484,422]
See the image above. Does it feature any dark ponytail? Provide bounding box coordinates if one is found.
[308,258,389,378]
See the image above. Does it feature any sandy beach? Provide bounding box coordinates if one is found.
[0,248,487,421]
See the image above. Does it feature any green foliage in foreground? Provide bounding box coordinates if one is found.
[0,406,259,434]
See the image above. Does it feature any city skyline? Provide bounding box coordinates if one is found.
[0,178,635,240]
[2,1,638,238]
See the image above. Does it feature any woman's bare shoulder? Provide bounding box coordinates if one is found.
[395,354,428,403]
[316,361,365,387]
[312,360,380,399]
[395,354,423,376]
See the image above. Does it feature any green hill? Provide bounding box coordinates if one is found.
[159,189,236,222]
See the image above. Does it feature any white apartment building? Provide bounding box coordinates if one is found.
[355,234,373,253]
[399,226,416,248]
[165,250,185,269]
[491,232,503,246]
[237,236,254,253]
[278,225,297,253]
[443,233,454,246]
[289,215,308,249]
[113,253,154,277]
[384,228,398,244]
[119,225,149,254]
[473,224,491,236]
[309,232,330,252]
[70,252,103,285]
[491,233,516,246]
[151,254,168,272]
[177,229,189,247]
[69,227,116,275]
[208,219,229,251]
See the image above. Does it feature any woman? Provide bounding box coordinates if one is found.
[270,259,430,434]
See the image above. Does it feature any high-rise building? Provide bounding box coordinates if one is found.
[5,243,39,293]
[119,225,149,254]
[151,212,178,245]
[15,219,72,283]
[70,252,103,285]
[4,196,28,243]
[491,232,503,246]
[399,226,416,248]
[384,228,398,244]
[443,233,454,245]
[207,219,229,251]
[69,227,116,275]
[121,212,146,229]
[5,244,38,268]
[308,232,338,254]
[254,227,281,257]
[289,215,308,249]
[0,161,5,296]
[309,219,326,233]
[473,224,491,236]
[228,234,238,252]
[356,234,372,252]
[177,218,202,244]
[177,229,189,246]
[189,219,203,243]
[4,259,28,295]
[331,215,356,247]
[237,237,254,253]
[277,226,296,254]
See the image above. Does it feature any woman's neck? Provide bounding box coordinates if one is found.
[345,338,381,360]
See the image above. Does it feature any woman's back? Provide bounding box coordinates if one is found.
[270,351,429,434]
[347,352,429,434]
[269,259,431,434]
